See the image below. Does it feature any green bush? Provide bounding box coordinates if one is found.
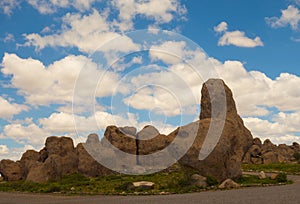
[276,173,287,183]
[293,153,300,163]
[206,176,219,186]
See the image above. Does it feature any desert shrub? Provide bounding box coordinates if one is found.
[276,173,287,183]
[206,176,219,186]
[293,152,300,163]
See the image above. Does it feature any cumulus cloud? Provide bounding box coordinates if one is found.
[24,10,140,54]
[0,96,28,119]
[23,0,186,53]
[3,122,47,146]
[0,145,35,161]
[214,21,264,48]
[244,117,300,144]
[0,145,9,154]
[111,0,186,30]
[27,0,98,14]
[1,53,122,106]
[266,5,300,30]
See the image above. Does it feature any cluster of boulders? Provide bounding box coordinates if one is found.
[0,79,254,183]
[243,138,300,164]
[0,136,114,183]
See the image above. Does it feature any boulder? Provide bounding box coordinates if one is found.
[76,142,114,177]
[20,150,40,178]
[0,160,22,181]
[277,144,294,163]
[191,174,207,188]
[253,138,262,147]
[45,136,75,156]
[138,126,174,155]
[103,126,136,154]
[132,181,155,189]
[178,79,253,181]
[243,138,300,164]
[258,171,266,179]
[270,173,278,180]
[26,137,78,183]
[26,159,57,183]
[262,151,278,164]
[218,179,240,189]
[119,126,137,137]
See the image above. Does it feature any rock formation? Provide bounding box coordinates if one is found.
[243,138,300,164]
[177,79,253,181]
[0,79,255,182]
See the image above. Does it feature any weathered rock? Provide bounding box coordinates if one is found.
[258,171,266,179]
[38,148,48,162]
[277,144,294,163]
[26,137,79,183]
[179,79,253,181]
[103,126,136,154]
[86,133,100,144]
[76,142,114,177]
[26,159,56,183]
[271,173,278,180]
[0,160,22,181]
[138,126,174,155]
[132,181,155,189]
[253,138,262,147]
[242,145,263,164]
[45,136,75,156]
[292,142,300,152]
[191,174,207,188]
[20,150,40,178]
[262,151,278,164]
[244,138,300,164]
[218,179,240,189]
[119,126,137,137]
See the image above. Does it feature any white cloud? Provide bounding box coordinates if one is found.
[266,5,300,30]
[3,33,15,43]
[27,0,98,14]
[124,86,182,116]
[244,117,300,144]
[0,0,19,15]
[1,53,122,106]
[214,21,228,33]
[111,0,186,30]
[3,122,47,146]
[149,41,186,64]
[214,21,264,48]
[0,96,28,119]
[24,10,140,54]
[0,145,35,161]
[0,145,9,154]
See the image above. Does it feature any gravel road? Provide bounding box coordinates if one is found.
[1,175,299,204]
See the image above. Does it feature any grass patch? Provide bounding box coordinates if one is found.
[242,163,300,175]
[236,174,291,187]
[0,167,294,195]
[0,171,198,195]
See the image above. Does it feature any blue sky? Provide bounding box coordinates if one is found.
[0,0,300,160]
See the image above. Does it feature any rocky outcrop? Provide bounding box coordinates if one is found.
[0,79,255,182]
[243,138,300,164]
[178,79,253,181]
[77,141,114,177]
[0,160,22,181]
[26,136,79,183]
